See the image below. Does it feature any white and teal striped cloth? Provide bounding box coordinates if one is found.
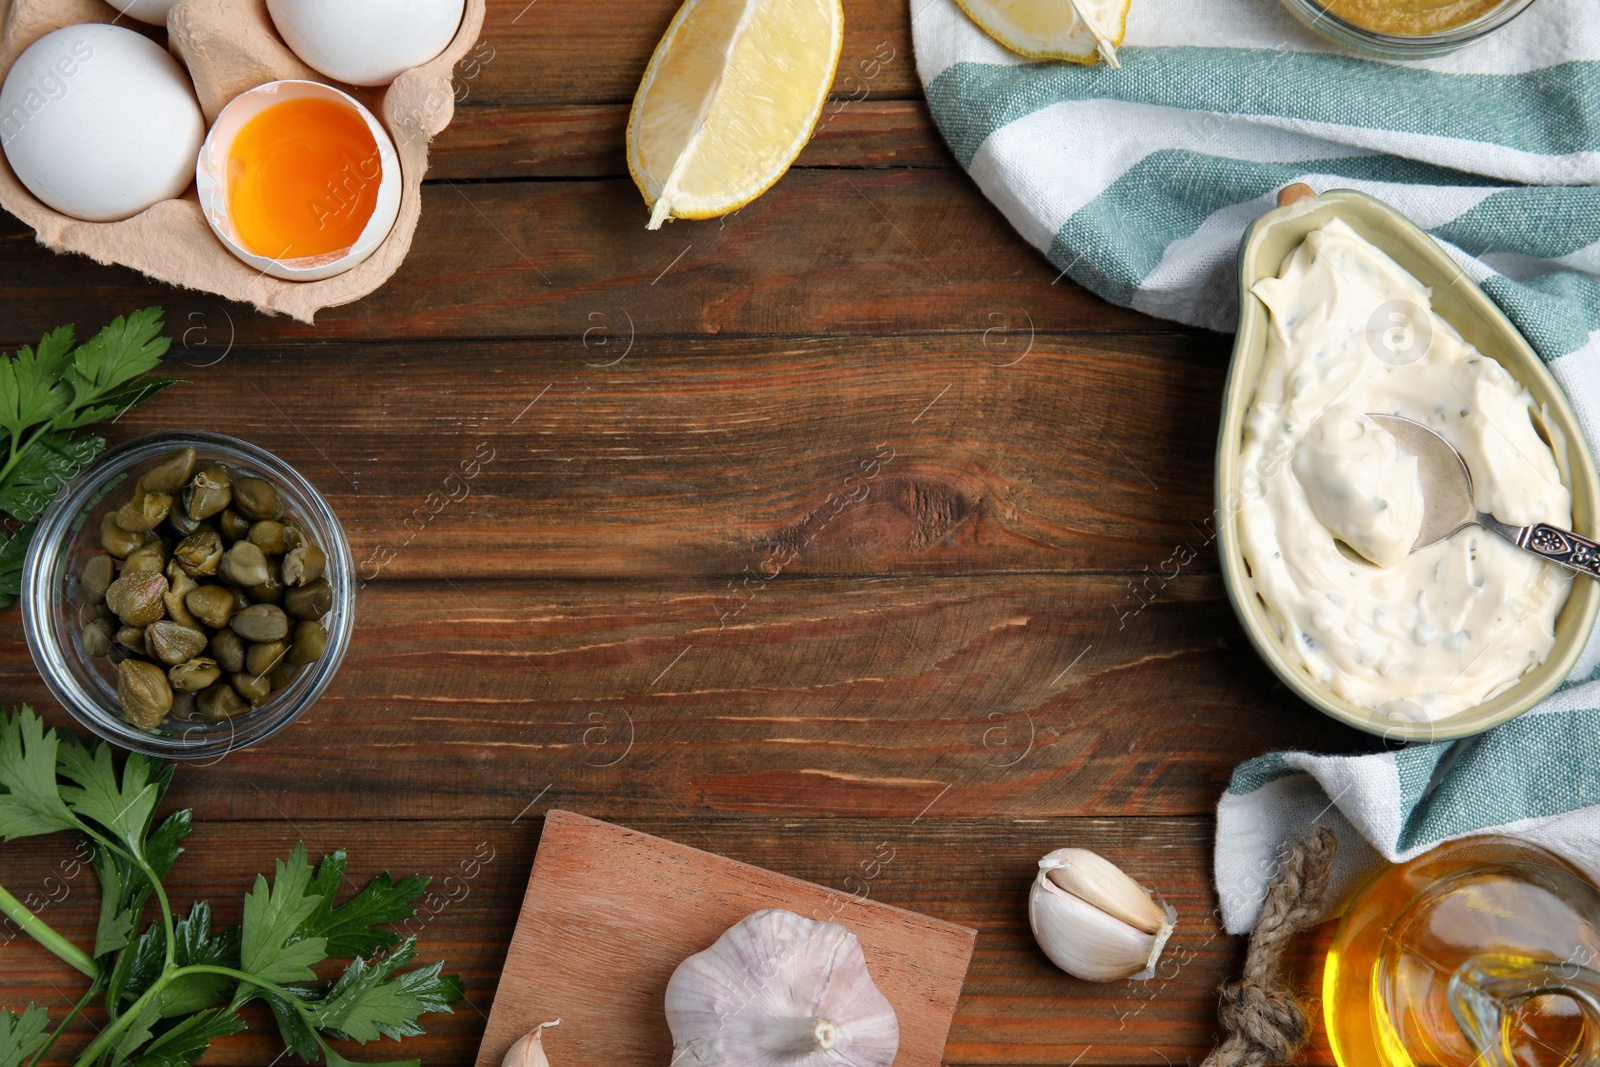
[912,0,1600,931]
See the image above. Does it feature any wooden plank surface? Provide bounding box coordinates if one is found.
[0,0,1365,1064]
[473,811,976,1067]
[0,816,1336,1067]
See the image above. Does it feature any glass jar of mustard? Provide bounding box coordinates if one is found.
[1278,0,1540,58]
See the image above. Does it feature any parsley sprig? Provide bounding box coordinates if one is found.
[0,708,463,1067]
[0,309,180,607]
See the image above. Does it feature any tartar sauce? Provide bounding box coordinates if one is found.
[1239,218,1573,719]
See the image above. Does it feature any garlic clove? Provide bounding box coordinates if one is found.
[502,1019,560,1067]
[1029,850,1177,983]
[1040,848,1169,935]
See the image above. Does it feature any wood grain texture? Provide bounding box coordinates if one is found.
[0,168,1159,347]
[0,1,1364,1064]
[1,574,1369,823]
[474,811,976,1067]
[433,100,954,180]
[459,0,920,107]
[0,334,1233,580]
[0,815,1335,1067]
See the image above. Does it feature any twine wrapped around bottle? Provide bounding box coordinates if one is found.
[1202,829,1338,1067]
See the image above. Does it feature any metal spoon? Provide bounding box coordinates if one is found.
[1369,413,1600,578]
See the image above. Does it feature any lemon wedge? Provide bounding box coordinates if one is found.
[627,0,844,229]
[954,0,1129,66]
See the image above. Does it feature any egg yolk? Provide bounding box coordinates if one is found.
[226,97,381,260]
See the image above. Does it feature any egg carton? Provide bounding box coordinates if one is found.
[0,0,486,322]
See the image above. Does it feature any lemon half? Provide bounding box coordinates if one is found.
[627,0,844,229]
[953,0,1129,65]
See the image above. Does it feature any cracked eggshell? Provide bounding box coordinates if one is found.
[266,0,466,87]
[196,79,400,281]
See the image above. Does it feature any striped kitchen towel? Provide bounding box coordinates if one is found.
[912,0,1600,931]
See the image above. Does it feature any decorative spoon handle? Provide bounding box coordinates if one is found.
[1514,523,1600,579]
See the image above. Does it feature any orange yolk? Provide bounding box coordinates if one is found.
[226,97,381,260]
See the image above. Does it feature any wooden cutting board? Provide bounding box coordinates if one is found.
[474,810,977,1067]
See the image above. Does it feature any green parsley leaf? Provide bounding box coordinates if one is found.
[263,987,324,1062]
[132,1008,245,1067]
[0,708,78,841]
[58,308,173,427]
[241,844,331,985]
[56,737,172,859]
[0,711,461,1067]
[0,327,74,439]
[97,810,189,963]
[0,526,28,606]
[0,1005,49,1067]
[306,851,428,959]
[158,902,242,1018]
[307,941,463,1045]
[0,432,103,523]
[0,309,179,609]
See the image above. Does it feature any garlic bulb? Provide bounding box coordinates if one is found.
[502,1019,560,1067]
[1029,848,1176,982]
[664,908,899,1066]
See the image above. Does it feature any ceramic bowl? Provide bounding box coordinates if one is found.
[1217,188,1600,742]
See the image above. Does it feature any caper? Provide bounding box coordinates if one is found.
[246,640,287,678]
[247,520,287,556]
[231,588,253,613]
[197,681,248,723]
[230,603,288,643]
[174,529,223,577]
[171,689,198,721]
[184,465,232,520]
[167,507,203,538]
[146,621,208,666]
[117,660,172,730]
[282,544,326,587]
[283,525,308,552]
[185,585,236,630]
[115,626,148,656]
[82,618,115,658]
[122,540,168,575]
[80,554,116,602]
[230,671,272,707]
[286,621,328,666]
[249,560,285,605]
[284,578,332,621]
[208,627,246,674]
[217,508,251,544]
[219,541,269,588]
[169,657,221,693]
[270,661,299,690]
[115,491,173,533]
[233,477,282,521]
[105,571,167,627]
[141,448,197,493]
[77,600,111,627]
[163,565,200,628]
[100,512,151,559]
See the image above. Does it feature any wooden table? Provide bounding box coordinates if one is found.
[0,1,1379,1063]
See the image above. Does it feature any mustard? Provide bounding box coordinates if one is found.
[1319,0,1506,35]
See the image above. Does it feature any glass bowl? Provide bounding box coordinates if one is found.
[1278,0,1540,58]
[20,431,355,759]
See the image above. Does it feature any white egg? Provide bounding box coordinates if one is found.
[0,24,204,223]
[266,0,466,88]
[105,0,179,26]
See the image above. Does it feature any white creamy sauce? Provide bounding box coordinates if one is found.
[1239,218,1573,719]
